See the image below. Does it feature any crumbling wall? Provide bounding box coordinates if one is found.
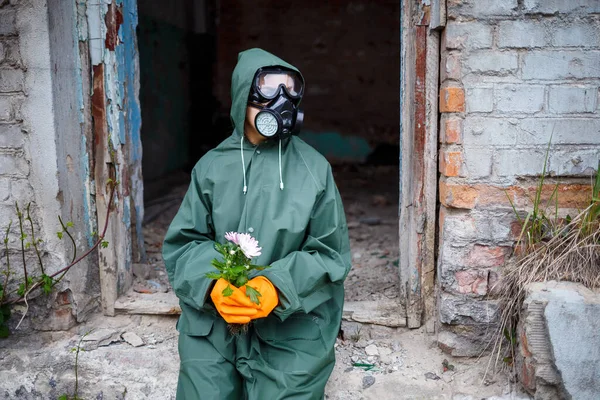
[0,0,100,332]
[436,0,600,355]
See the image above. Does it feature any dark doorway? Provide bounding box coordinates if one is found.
[133,0,402,324]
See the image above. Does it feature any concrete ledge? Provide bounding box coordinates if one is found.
[518,281,600,400]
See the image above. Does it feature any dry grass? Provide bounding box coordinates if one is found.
[487,161,600,374]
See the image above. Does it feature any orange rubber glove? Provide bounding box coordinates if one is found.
[210,278,258,324]
[243,276,279,320]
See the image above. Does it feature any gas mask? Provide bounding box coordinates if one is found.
[248,67,304,139]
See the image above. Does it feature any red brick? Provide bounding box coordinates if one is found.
[440,150,463,177]
[439,180,592,210]
[440,87,465,113]
[442,117,463,144]
[455,269,488,296]
[467,245,511,268]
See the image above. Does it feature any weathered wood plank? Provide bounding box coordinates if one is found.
[343,300,407,328]
[115,290,181,315]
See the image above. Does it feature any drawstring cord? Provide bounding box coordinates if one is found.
[279,139,284,190]
[241,136,248,194]
[241,135,284,193]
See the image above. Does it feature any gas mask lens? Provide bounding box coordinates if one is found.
[255,71,303,99]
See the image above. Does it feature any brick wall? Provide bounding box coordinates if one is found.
[215,0,400,145]
[0,3,35,255]
[0,1,78,331]
[437,0,600,355]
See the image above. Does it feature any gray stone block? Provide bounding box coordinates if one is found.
[548,86,597,114]
[463,117,518,146]
[444,22,493,50]
[449,0,518,17]
[464,51,519,76]
[0,153,28,177]
[494,148,547,177]
[464,147,493,178]
[0,10,16,36]
[466,87,494,113]
[0,123,23,148]
[0,68,24,92]
[496,85,545,114]
[550,148,599,176]
[497,20,547,49]
[439,292,499,325]
[552,22,600,47]
[523,50,600,80]
[524,0,600,14]
[516,118,600,145]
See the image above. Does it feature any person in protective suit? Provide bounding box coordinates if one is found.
[162,48,352,399]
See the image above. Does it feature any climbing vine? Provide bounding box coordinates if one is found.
[0,182,116,337]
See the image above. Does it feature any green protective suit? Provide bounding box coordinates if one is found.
[162,48,352,400]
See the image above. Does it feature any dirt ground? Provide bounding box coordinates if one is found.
[140,164,402,304]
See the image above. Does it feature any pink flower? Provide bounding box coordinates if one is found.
[224,231,239,245]
[237,233,262,259]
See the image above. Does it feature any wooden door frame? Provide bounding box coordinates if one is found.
[399,0,444,328]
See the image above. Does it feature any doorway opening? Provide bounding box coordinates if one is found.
[121,0,403,327]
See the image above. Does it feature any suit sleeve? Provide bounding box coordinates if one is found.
[261,165,352,321]
[162,164,221,311]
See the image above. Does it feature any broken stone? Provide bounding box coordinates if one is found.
[378,346,392,356]
[379,354,392,365]
[424,372,441,381]
[122,332,144,347]
[359,216,381,226]
[362,375,375,389]
[364,344,379,356]
[81,329,122,350]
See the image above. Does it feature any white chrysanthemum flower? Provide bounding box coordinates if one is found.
[224,231,239,245]
[237,233,262,259]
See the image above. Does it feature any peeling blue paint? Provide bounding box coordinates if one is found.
[122,194,131,228]
[122,0,142,162]
[299,130,372,162]
[80,137,95,247]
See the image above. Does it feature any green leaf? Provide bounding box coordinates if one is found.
[25,242,31,249]
[234,276,248,288]
[205,272,222,280]
[57,231,63,240]
[0,323,9,338]
[101,240,109,248]
[222,284,234,297]
[66,221,74,228]
[19,233,27,241]
[58,395,68,400]
[245,285,262,305]
[17,283,25,297]
[1,304,11,319]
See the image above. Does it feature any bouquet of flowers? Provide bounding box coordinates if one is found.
[206,232,269,305]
